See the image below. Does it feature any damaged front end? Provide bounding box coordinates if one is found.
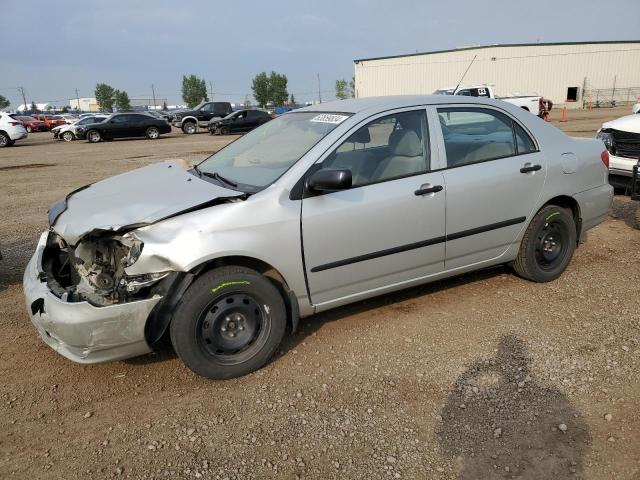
[42,230,169,307]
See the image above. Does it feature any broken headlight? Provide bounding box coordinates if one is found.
[121,232,144,267]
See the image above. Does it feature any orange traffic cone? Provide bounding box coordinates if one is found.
[560,104,568,122]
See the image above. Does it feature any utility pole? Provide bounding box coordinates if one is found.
[18,86,28,112]
[151,84,157,110]
[75,88,81,112]
[317,73,322,104]
[209,81,213,101]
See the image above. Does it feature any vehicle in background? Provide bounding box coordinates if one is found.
[143,110,169,121]
[16,116,47,132]
[596,113,640,189]
[32,114,66,130]
[76,113,172,143]
[632,103,640,114]
[208,109,272,135]
[52,115,109,142]
[171,101,233,134]
[433,85,552,118]
[24,96,612,379]
[0,113,28,147]
[59,114,80,124]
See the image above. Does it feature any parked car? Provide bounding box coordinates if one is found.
[24,96,612,379]
[76,113,171,143]
[52,115,109,142]
[171,101,233,134]
[0,113,28,147]
[434,85,552,118]
[208,109,272,135]
[32,114,66,130]
[16,115,47,132]
[58,114,80,124]
[596,113,640,189]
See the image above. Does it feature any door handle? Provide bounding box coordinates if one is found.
[414,184,443,196]
[520,164,542,173]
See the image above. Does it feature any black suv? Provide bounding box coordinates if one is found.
[78,113,172,143]
[208,109,272,135]
[170,101,233,134]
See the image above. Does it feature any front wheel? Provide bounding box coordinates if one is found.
[146,126,160,139]
[219,126,230,135]
[182,122,196,134]
[170,266,287,379]
[62,131,75,142]
[86,129,101,143]
[513,205,576,282]
[0,132,10,147]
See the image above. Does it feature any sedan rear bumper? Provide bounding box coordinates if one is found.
[23,232,161,364]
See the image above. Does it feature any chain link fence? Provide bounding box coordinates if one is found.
[582,87,640,108]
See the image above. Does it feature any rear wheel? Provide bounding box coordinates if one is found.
[513,205,576,282]
[182,121,196,134]
[86,129,101,143]
[146,126,160,139]
[0,132,10,147]
[170,266,287,379]
[62,131,75,142]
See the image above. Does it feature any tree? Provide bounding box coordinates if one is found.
[251,72,270,107]
[162,100,168,111]
[95,83,116,112]
[61,106,69,113]
[269,71,288,106]
[114,90,131,111]
[182,74,208,108]
[335,79,349,100]
[350,76,356,98]
[289,93,296,106]
[46,105,53,112]
[0,94,9,110]
[30,101,38,113]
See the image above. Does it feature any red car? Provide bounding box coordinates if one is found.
[16,116,48,132]
[32,114,66,130]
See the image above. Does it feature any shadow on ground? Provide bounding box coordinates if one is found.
[611,196,639,229]
[437,335,590,479]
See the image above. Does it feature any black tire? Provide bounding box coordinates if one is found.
[219,126,230,135]
[86,129,101,143]
[0,132,10,147]
[182,121,196,134]
[513,205,576,282]
[7,140,15,146]
[170,266,287,379]
[146,126,160,139]
[62,131,75,142]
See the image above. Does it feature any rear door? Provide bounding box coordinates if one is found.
[434,105,546,269]
[301,108,446,307]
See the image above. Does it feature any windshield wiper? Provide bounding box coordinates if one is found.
[201,170,238,188]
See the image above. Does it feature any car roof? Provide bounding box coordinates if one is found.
[296,95,512,115]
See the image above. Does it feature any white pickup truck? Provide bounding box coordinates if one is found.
[434,85,552,118]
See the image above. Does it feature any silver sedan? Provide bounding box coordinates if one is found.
[24,96,612,379]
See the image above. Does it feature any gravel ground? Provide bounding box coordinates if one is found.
[0,108,639,479]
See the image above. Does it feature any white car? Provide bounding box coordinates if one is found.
[596,114,640,188]
[52,115,109,142]
[0,112,28,147]
[59,114,80,124]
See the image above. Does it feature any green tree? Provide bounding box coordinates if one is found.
[252,72,270,107]
[269,71,288,106]
[350,76,356,98]
[162,100,168,111]
[181,74,208,108]
[0,95,10,110]
[289,93,296,105]
[61,106,69,113]
[335,79,349,100]
[30,101,38,113]
[95,83,116,112]
[114,90,131,111]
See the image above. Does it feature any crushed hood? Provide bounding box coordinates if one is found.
[602,114,640,134]
[50,160,243,245]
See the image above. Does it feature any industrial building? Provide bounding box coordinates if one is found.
[354,40,640,109]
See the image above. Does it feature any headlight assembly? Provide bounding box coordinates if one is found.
[596,129,614,151]
[121,232,144,267]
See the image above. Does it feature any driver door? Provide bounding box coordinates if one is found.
[301,108,446,307]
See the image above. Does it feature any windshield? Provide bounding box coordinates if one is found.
[433,89,454,95]
[198,111,351,190]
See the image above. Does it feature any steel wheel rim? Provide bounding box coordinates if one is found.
[197,293,271,365]
[26,126,32,132]
[89,131,100,142]
[0,135,7,146]
[185,123,195,134]
[148,127,159,138]
[535,220,568,271]
[63,132,73,141]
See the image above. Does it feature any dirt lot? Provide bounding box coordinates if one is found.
[1,108,639,479]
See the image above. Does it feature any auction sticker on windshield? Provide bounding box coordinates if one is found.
[310,114,349,124]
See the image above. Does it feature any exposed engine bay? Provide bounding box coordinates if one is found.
[42,231,168,306]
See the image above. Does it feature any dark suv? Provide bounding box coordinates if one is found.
[208,109,272,135]
[170,101,233,134]
[78,113,172,143]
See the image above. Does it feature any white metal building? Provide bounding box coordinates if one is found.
[354,41,640,108]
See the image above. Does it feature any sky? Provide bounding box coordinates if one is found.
[1,0,638,108]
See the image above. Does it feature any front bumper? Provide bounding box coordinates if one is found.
[609,154,639,177]
[23,232,162,364]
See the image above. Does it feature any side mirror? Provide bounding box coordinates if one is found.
[306,168,352,192]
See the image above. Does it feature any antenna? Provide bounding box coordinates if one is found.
[453,55,477,94]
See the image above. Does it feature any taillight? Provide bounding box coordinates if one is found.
[600,150,609,168]
[9,121,20,126]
